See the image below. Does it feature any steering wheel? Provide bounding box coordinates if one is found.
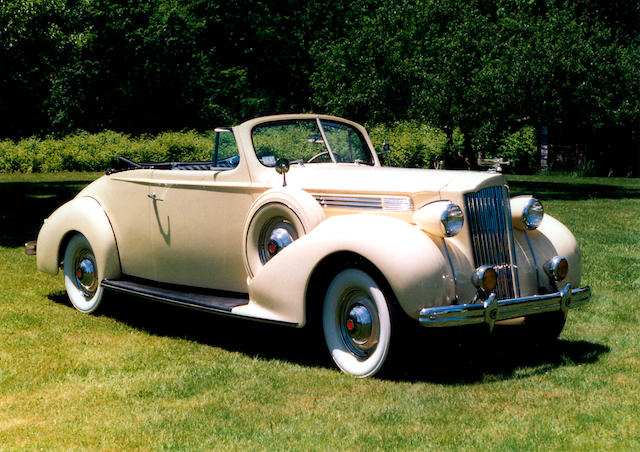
[307,151,341,163]
[307,151,330,163]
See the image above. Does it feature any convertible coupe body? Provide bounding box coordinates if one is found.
[31,114,591,377]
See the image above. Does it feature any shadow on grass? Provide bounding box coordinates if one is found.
[48,291,335,370]
[0,179,94,247]
[49,291,609,383]
[383,326,610,384]
[507,179,640,200]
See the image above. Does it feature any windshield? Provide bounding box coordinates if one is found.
[251,118,374,166]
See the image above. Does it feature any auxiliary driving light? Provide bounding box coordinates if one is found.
[544,256,569,282]
[472,265,497,292]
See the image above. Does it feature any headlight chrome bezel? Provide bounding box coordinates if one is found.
[522,197,544,230]
[413,200,465,238]
[440,202,464,237]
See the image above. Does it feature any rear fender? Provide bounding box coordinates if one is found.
[246,214,451,326]
[36,196,121,281]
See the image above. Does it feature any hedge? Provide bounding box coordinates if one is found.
[0,131,213,173]
[368,122,537,173]
[0,125,537,173]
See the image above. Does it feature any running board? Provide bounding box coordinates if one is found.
[101,277,249,314]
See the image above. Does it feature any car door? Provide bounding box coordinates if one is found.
[147,131,256,293]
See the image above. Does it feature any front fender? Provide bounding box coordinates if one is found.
[246,214,451,326]
[36,196,121,281]
[514,214,582,295]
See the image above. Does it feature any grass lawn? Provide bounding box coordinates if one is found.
[1,172,639,450]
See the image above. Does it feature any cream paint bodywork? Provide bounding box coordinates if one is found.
[78,142,264,292]
[35,113,584,327]
[236,210,582,325]
[239,214,452,325]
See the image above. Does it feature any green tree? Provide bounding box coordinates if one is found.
[0,0,75,137]
[310,0,640,172]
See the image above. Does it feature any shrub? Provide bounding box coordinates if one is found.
[0,131,213,173]
[367,122,448,168]
[489,126,538,174]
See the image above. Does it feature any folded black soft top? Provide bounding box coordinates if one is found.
[105,155,239,174]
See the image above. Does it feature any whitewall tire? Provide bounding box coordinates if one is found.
[63,234,104,313]
[322,269,393,377]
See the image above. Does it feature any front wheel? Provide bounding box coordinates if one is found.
[322,269,393,377]
[63,233,104,313]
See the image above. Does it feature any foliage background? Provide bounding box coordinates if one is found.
[0,131,212,172]
[0,0,638,174]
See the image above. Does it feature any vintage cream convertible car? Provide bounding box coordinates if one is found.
[31,114,591,377]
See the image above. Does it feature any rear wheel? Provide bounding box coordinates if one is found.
[63,234,104,313]
[322,269,393,377]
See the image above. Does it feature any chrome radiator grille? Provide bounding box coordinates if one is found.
[464,186,519,299]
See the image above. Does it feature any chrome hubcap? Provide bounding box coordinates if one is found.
[338,290,379,358]
[258,218,298,264]
[74,251,97,298]
[345,304,373,343]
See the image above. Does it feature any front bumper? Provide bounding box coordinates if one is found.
[419,284,591,331]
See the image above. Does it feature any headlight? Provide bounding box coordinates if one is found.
[510,196,544,230]
[441,203,464,237]
[413,201,464,237]
[523,198,544,230]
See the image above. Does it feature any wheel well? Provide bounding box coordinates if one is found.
[305,251,399,327]
[58,230,80,267]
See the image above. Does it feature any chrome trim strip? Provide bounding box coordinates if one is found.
[419,284,591,331]
[442,238,457,301]
[312,194,413,211]
[383,197,414,211]
[524,229,540,289]
[313,195,383,209]
[503,186,520,297]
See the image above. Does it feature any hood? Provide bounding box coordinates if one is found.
[267,165,506,198]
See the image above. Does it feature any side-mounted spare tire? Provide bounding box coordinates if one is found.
[243,187,325,278]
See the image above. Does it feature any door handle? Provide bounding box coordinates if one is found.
[148,193,164,201]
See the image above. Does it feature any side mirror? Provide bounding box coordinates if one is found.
[275,158,290,186]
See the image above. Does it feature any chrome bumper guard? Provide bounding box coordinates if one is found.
[419,284,591,332]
